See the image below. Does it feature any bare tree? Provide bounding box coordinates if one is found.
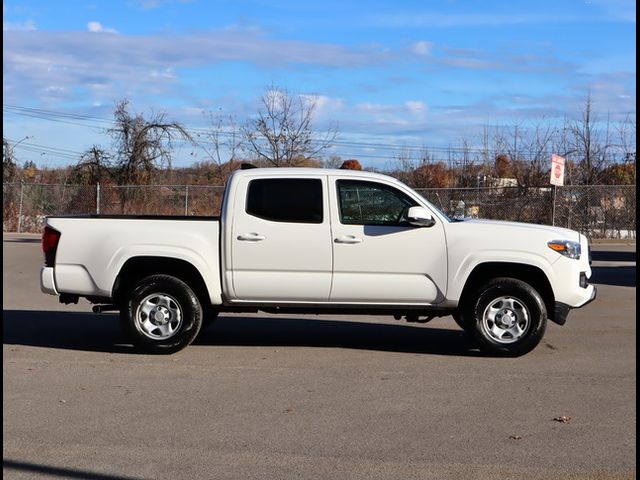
[618,113,637,183]
[392,148,416,184]
[324,154,344,169]
[492,122,553,187]
[3,138,19,183]
[520,122,554,187]
[455,136,482,187]
[107,100,193,212]
[108,99,193,185]
[492,124,522,181]
[196,112,243,183]
[69,100,193,212]
[243,87,337,166]
[568,96,608,185]
[70,146,110,185]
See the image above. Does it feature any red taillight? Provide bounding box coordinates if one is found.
[42,226,60,267]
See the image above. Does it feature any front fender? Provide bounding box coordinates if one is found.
[448,249,558,302]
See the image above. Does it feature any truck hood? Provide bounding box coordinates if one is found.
[458,218,581,242]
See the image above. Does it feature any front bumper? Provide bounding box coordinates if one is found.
[553,285,597,325]
[551,233,597,308]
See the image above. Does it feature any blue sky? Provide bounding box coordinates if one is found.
[2,0,636,168]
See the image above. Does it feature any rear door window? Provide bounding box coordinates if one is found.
[246,178,323,223]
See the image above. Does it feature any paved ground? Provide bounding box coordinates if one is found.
[3,233,636,479]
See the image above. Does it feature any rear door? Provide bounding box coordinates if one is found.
[229,175,332,302]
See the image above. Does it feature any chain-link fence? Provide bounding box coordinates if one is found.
[3,183,97,233]
[415,185,636,239]
[3,182,636,239]
[2,184,225,233]
[96,184,225,216]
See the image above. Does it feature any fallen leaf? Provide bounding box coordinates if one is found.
[553,416,572,423]
[509,435,522,440]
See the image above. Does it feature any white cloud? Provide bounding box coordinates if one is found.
[411,41,433,56]
[589,0,636,22]
[136,0,196,9]
[87,21,118,34]
[366,6,636,28]
[150,68,177,80]
[367,12,558,28]
[301,94,344,119]
[352,101,430,126]
[405,100,427,120]
[2,27,390,109]
[3,19,36,31]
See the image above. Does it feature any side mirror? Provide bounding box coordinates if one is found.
[407,206,436,227]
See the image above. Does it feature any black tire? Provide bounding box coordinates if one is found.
[461,277,547,356]
[120,274,203,354]
[452,311,467,330]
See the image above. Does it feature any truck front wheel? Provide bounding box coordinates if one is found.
[121,274,203,353]
[462,277,547,356]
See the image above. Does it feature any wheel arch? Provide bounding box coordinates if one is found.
[113,256,212,309]
[459,262,557,324]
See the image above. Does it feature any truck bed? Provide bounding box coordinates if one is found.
[44,216,222,304]
[48,215,220,221]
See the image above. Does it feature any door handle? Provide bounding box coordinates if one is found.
[334,235,363,244]
[237,233,266,242]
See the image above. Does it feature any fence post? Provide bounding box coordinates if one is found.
[96,182,101,215]
[17,182,25,233]
[185,185,189,216]
[551,185,557,226]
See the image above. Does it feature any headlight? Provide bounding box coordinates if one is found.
[548,240,581,259]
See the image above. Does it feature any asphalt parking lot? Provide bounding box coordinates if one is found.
[3,233,636,480]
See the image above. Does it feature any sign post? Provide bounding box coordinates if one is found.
[550,154,566,226]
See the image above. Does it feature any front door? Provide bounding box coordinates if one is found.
[230,175,332,302]
[329,178,447,304]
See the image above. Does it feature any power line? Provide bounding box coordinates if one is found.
[4,103,635,161]
[4,104,424,153]
[3,104,413,161]
[0,104,520,153]
[5,138,84,161]
[3,104,112,124]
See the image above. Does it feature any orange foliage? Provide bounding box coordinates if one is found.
[599,163,636,185]
[340,159,363,170]
[411,162,453,187]
[495,154,513,177]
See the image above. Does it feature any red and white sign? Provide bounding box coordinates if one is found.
[550,154,565,186]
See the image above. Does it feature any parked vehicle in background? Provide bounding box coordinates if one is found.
[41,167,596,355]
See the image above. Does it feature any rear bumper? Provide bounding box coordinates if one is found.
[552,285,597,326]
[40,267,58,295]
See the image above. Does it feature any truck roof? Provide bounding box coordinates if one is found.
[230,167,402,184]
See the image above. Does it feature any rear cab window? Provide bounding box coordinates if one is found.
[246,178,323,223]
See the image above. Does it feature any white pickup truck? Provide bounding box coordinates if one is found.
[41,167,596,356]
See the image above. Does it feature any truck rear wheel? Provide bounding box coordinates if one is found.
[121,274,203,353]
[462,277,547,356]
